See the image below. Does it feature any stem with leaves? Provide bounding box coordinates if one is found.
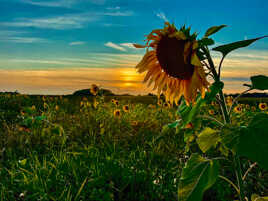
[202,45,246,201]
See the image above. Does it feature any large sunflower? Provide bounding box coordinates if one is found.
[134,22,209,105]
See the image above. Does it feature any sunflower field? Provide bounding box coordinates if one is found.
[0,92,267,201]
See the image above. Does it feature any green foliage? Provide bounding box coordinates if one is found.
[246,75,268,90]
[178,154,220,201]
[204,25,227,37]
[197,127,220,153]
[235,113,268,170]
[212,36,268,57]
[176,81,223,129]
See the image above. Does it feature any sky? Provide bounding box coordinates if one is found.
[0,0,268,95]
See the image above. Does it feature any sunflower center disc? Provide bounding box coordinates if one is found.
[156,35,194,80]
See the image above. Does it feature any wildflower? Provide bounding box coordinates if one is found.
[123,105,129,112]
[234,105,242,113]
[55,105,59,111]
[19,193,25,198]
[31,105,36,110]
[90,84,99,96]
[134,22,209,105]
[245,104,250,109]
[259,103,267,111]
[113,109,121,117]
[185,122,193,129]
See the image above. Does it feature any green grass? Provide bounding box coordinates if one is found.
[0,94,267,200]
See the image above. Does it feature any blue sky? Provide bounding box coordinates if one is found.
[0,0,268,94]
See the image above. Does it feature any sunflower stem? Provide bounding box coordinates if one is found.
[202,46,247,201]
[201,46,230,124]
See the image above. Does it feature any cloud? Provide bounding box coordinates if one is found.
[103,11,133,16]
[104,42,126,51]
[69,41,85,46]
[0,30,48,43]
[0,37,49,43]
[22,0,106,7]
[156,11,168,22]
[22,0,75,8]
[120,43,136,49]
[1,9,133,30]
[106,6,120,10]
[0,13,99,30]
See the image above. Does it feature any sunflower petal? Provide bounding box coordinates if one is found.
[133,44,147,48]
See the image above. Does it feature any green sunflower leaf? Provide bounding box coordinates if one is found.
[198,38,215,47]
[204,25,227,38]
[212,36,268,57]
[177,82,223,129]
[236,113,268,170]
[197,127,220,153]
[221,113,268,170]
[245,75,268,90]
[178,154,220,201]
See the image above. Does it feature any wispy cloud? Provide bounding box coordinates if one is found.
[106,6,120,10]
[103,11,133,16]
[0,14,98,30]
[22,0,106,7]
[69,41,85,46]
[1,9,133,30]
[156,11,168,22]
[22,0,75,8]
[0,37,48,43]
[104,42,126,51]
[120,43,136,49]
[0,30,48,43]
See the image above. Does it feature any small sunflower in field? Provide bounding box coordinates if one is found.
[148,104,156,109]
[90,84,99,96]
[251,106,256,111]
[211,101,217,106]
[113,100,119,106]
[55,105,59,111]
[157,99,163,106]
[31,105,36,110]
[234,105,242,113]
[131,120,139,126]
[208,110,215,115]
[259,103,267,111]
[114,109,121,117]
[134,22,209,105]
[82,97,88,101]
[245,104,250,110]
[226,96,233,106]
[123,105,130,112]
